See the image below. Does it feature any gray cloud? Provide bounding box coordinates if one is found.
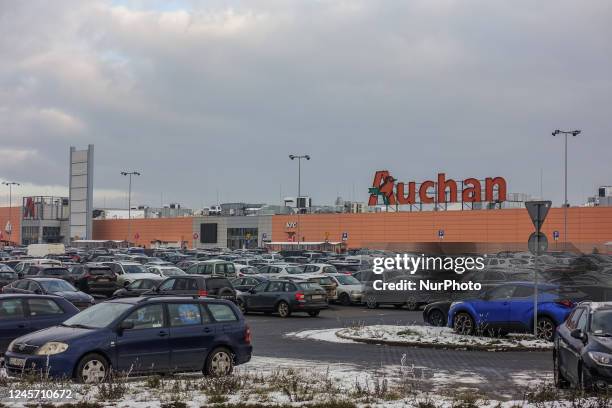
[0,0,610,209]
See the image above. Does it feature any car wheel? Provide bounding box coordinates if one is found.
[536,317,555,341]
[365,295,378,309]
[277,301,291,318]
[204,347,234,376]
[553,350,569,389]
[76,353,109,384]
[339,293,351,306]
[428,309,446,327]
[453,312,474,335]
[308,310,320,317]
[237,300,247,314]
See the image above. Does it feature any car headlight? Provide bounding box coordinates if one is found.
[588,351,612,367]
[35,342,69,356]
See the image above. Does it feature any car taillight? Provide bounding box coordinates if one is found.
[295,292,305,301]
[198,290,208,297]
[244,325,251,344]
[557,299,574,308]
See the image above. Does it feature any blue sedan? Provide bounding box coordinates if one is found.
[448,282,581,340]
[0,294,79,352]
[4,296,252,382]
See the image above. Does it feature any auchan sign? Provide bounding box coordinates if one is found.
[368,171,507,206]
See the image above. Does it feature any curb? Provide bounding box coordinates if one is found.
[334,329,553,352]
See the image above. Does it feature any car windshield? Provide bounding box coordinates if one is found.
[40,279,77,293]
[0,265,13,272]
[63,302,133,329]
[591,309,612,336]
[42,268,69,276]
[124,265,146,274]
[335,275,360,285]
[161,267,185,276]
[286,266,306,274]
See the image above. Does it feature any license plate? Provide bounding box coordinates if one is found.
[312,295,323,300]
[9,357,26,368]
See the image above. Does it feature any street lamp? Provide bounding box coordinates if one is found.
[120,171,141,244]
[552,129,581,247]
[289,154,310,245]
[2,181,20,243]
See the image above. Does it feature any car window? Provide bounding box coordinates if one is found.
[174,278,198,291]
[207,278,231,290]
[158,279,176,291]
[226,264,235,274]
[231,278,243,286]
[284,283,297,292]
[512,285,533,298]
[323,266,337,274]
[123,304,164,329]
[128,280,142,290]
[488,285,515,300]
[566,308,583,330]
[591,309,612,335]
[0,299,25,319]
[577,310,588,332]
[14,280,30,290]
[168,303,202,327]
[207,303,238,322]
[267,281,284,292]
[27,281,42,292]
[27,298,64,316]
[246,278,259,286]
[39,280,77,293]
[253,282,268,292]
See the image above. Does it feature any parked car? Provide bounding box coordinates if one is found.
[186,260,237,278]
[327,273,363,305]
[258,264,304,277]
[73,263,119,297]
[112,278,164,298]
[423,300,453,327]
[150,275,237,303]
[0,266,17,288]
[4,296,252,381]
[146,265,187,278]
[554,301,612,390]
[176,260,199,271]
[0,294,80,353]
[14,259,62,277]
[238,279,328,317]
[3,278,95,309]
[231,276,269,292]
[23,265,72,281]
[301,263,339,274]
[101,262,160,286]
[448,282,582,340]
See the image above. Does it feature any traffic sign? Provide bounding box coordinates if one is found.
[525,201,552,231]
[528,232,548,255]
[342,232,348,241]
[262,233,267,239]
[193,232,199,240]
[553,230,559,241]
[438,229,444,239]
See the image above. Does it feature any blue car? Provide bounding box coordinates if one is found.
[448,282,580,340]
[4,296,252,382]
[0,294,80,353]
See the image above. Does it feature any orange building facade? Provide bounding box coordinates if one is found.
[93,217,194,248]
[272,207,612,254]
[0,206,21,245]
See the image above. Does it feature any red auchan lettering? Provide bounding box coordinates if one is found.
[368,171,507,206]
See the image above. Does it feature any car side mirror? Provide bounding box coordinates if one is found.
[570,328,587,342]
[118,320,134,331]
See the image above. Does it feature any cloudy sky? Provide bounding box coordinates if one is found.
[0,0,610,210]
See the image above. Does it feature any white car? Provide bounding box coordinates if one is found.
[258,264,305,277]
[101,262,160,286]
[146,265,187,278]
[328,273,363,305]
[300,263,339,274]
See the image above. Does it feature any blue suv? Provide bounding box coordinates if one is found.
[4,296,252,382]
[448,282,580,341]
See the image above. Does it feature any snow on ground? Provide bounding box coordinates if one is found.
[288,325,553,351]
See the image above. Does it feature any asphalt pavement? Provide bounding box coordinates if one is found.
[245,304,553,399]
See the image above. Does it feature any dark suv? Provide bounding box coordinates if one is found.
[555,301,612,390]
[149,275,236,303]
[73,263,118,296]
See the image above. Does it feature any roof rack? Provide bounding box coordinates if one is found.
[137,294,205,302]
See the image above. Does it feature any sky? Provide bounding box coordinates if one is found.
[0,0,611,210]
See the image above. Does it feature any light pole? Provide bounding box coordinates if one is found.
[289,154,310,245]
[2,181,20,244]
[552,129,580,248]
[120,171,140,244]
